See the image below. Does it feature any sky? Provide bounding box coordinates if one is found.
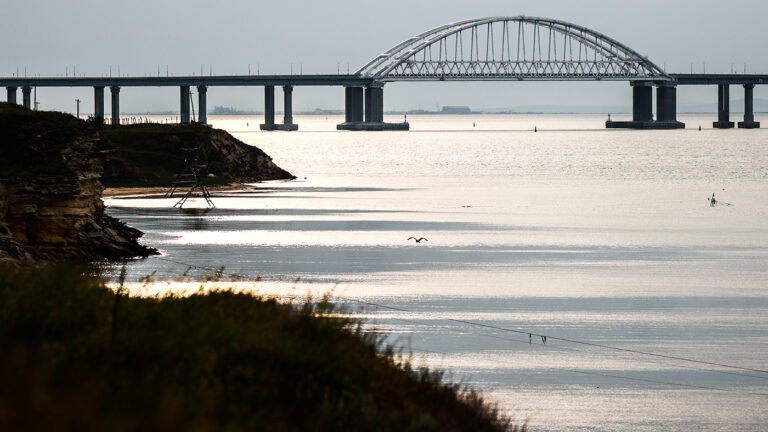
[2,0,767,114]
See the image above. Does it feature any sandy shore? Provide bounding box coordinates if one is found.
[102,183,252,198]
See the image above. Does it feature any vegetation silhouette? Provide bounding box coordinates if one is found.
[0,264,525,431]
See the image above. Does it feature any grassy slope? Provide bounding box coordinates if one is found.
[0,266,519,432]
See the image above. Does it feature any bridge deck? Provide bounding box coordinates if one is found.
[1,74,766,88]
[671,74,768,85]
[0,75,373,88]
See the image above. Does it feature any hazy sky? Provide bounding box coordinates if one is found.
[3,0,767,113]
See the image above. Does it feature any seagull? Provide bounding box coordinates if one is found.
[407,237,428,243]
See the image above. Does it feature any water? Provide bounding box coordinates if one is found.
[106,114,768,431]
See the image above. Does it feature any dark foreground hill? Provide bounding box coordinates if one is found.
[0,265,522,432]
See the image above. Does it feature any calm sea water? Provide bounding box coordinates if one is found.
[106,114,768,431]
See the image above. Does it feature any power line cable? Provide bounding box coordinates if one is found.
[352,299,768,376]
[113,257,768,380]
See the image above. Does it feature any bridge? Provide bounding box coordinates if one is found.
[1,16,764,130]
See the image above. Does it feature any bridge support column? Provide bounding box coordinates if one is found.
[655,84,685,128]
[364,86,384,123]
[738,84,760,129]
[197,86,207,125]
[94,86,104,123]
[714,84,734,129]
[656,84,675,122]
[180,85,190,124]
[259,85,275,130]
[338,85,407,131]
[632,81,653,122]
[280,85,299,130]
[22,86,32,109]
[606,81,682,129]
[110,86,120,125]
[6,86,17,104]
[260,85,276,130]
[261,85,298,131]
[348,86,364,122]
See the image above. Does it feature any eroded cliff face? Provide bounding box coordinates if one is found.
[0,103,156,265]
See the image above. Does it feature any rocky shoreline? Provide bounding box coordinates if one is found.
[0,103,157,265]
[0,103,292,266]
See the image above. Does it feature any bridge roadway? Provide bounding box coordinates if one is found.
[2,73,765,130]
[0,74,384,130]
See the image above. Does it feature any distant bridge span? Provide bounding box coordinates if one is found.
[1,16,764,129]
[358,16,669,82]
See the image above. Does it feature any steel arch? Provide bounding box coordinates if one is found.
[357,16,669,82]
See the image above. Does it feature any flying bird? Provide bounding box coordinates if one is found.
[407,237,428,243]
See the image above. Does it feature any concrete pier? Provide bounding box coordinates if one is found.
[6,86,17,104]
[94,86,104,122]
[261,85,298,131]
[180,85,191,124]
[656,84,675,122]
[606,81,683,129]
[197,85,207,124]
[655,84,685,128]
[738,84,760,128]
[713,84,734,129]
[260,85,276,130]
[338,86,407,130]
[110,86,120,125]
[279,85,298,130]
[364,86,384,123]
[347,86,364,122]
[22,86,32,109]
[633,81,654,122]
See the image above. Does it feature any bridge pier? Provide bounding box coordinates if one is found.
[262,85,298,130]
[180,85,190,124]
[713,84,734,129]
[197,86,207,125]
[278,85,299,130]
[655,84,685,128]
[633,81,654,122]
[22,86,32,109]
[365,86,384,123]
[738,84,760,129]
[94,86,104,122]
[607,81,683,129]
[110,86,120,125]
[338,85,407,130]
[260,85,276,130]
[6,86,17,104]
[347,86,364,122]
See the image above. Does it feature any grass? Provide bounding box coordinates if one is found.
[0,265,523,431]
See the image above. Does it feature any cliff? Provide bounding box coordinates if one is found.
[101,123,294,187]
[0,103,155,265]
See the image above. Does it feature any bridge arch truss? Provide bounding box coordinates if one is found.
[357,16,670,82]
